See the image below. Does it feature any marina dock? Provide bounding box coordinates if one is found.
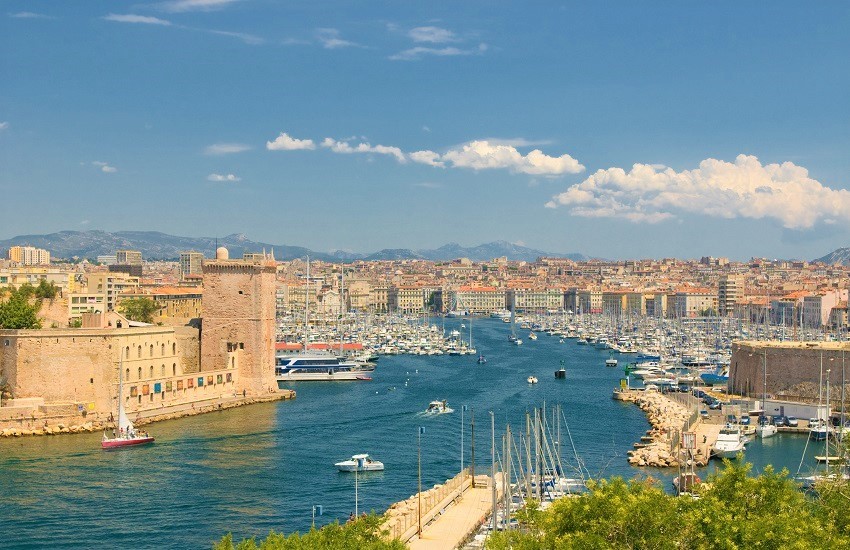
[384,470,505,549]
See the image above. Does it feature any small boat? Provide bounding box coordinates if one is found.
[555,366,566,379]
[335,453,384,472]
[527,376,538,384]
[605,357,618,367]
[756,417,777,439]
[809,420,829,441]
[528,332,537,341]
[814,455,844,464]
[102,357,154,449]
[477,354,487,364]
[426,400,451,414]
[673,473,702,494]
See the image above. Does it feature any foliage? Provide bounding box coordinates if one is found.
[213,514,405,550]
[118,297,159,323]
[486,461,850,549]
[34,279,59,300]
[0,286,43,329]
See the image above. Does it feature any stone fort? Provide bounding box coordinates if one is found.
[0,247,280,430]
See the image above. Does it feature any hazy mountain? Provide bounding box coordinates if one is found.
[0,231,586,263]
[813,248,850,265]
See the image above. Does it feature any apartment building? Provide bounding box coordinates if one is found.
[7,246,51,265]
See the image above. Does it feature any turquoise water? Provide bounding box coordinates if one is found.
[0,319,820,549]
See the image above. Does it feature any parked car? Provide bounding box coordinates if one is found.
[787,416,799,427]
[693,389,707,398]
[708,400,722,410]
[740,416,751,425]
[772,415,789,427]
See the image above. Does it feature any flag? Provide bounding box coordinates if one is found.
[419,426,425,435]
[462,405,468,412]
[314,505,323,516]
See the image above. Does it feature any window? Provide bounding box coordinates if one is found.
[126,368,130,380]
[150,345,154,357]
[138,346,142,358]
[149,366,154,377]
[138,367,142,380]
[161,364,165,376]
[172,363,176,376]
[161,344,165,356]
[172,343,176,354]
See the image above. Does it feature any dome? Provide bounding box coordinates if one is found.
[215,246,229,260]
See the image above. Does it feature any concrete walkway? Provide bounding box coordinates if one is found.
[407,474,504,550]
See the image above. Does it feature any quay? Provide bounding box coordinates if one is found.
[383,470,505,550]
[0,389,295,438]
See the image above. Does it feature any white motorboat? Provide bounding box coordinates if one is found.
[712,423,746,458]
[527,375,538,384]
[425,400,452,414]
[335,453,384,472]
[605,357,618,367]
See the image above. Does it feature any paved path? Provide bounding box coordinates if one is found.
[407,474,504,550]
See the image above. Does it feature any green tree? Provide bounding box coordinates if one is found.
[0,286,43,329]
[213,513,405,550]
[118,297,159,323]
[34,279,59,300]
[486,462,850,549]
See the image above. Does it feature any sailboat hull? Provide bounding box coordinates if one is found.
[101,436,155,449]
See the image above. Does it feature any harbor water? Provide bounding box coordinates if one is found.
[0,319,825,549]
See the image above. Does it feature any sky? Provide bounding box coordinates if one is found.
[1,1,849,261]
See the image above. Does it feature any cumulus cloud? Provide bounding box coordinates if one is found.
[390,43,487,61]
[408,150,445,168]
[409,26,458,43]
[205,142,251,155]
[266,132,582,176]
[316,28,359,49]
[266,132,316,151]
[207,173,241,182]
[430,140,584,175]
[160,0,240,12]
[321,138,406,163]
[103,14,172,25]
[92,161,117,173]
[545,154,850,229]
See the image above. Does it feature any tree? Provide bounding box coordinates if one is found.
[34,279,59,300]
[0,287,43,329]
[486,462,850,549]
[213,513,405,550]
[118,297,159,323]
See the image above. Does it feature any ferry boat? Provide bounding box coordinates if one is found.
[275,351,375,383]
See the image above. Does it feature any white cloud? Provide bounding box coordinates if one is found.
[0,121,8,131]
[208,29,263,45]
[160,0,240,12]
[103,14,172,26]
[546,154,850,229]
[409,26,458,44]
[266,132,316,151]
[80,220,91,226]
[482,137,552,147]
[433,140,584,175]
[204,142,251,155]
[316,28,360,49]
[321,138,406,163]
[92,161,117,173]
[390,43,487,61]
[408,150,445,168]
[9,12,53,19]
[207,173,241,182]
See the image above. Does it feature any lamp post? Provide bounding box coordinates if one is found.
[490,410,497,533]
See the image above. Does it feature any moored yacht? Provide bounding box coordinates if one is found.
[275,350,375,383]
[335,453,384,472]
[712,423,746,458]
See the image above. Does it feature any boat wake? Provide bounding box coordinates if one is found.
[416,408,454,417]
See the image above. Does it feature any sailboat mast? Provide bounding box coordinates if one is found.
[339,265,344,357]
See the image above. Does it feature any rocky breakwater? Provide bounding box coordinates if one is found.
[620,390,707,468]
[1,421,104,438]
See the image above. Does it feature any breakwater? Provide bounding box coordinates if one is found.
[619,389,710,468]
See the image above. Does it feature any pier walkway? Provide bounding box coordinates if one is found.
[384,470,505,550]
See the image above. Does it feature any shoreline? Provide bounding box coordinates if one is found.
[0,389,295,439]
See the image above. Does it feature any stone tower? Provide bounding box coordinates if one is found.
[201,249,277,395]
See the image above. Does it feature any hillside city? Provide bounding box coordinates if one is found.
[3,244,848,331]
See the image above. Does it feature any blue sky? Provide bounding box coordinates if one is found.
[2,1,849,260]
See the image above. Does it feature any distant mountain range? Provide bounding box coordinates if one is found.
[0,230,587,263]
[813,248,850,266]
